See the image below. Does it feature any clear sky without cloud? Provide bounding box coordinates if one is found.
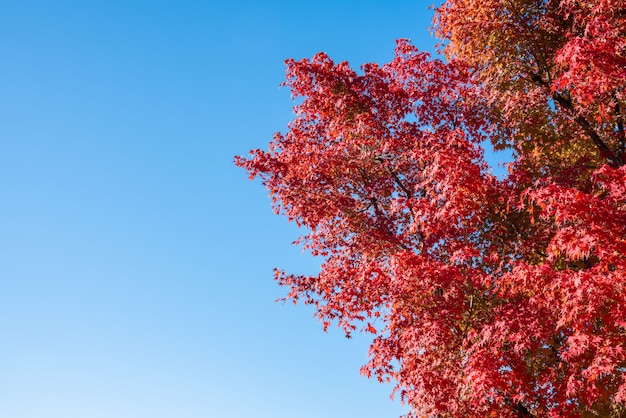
[0,2,510,417]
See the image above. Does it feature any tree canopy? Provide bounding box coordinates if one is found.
[236,0,626,416]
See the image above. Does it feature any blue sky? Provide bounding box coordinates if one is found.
[0,2,509,417]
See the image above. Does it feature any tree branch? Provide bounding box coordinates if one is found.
[552,92,623,166]
[388,167,413,199]
[530,73,624,167]
[357,166,409,251]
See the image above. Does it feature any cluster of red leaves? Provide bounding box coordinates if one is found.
[236,1,626,416]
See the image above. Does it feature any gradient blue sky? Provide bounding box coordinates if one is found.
[0,2,509,417]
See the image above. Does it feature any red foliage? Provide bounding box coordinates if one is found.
[236,1,626,416]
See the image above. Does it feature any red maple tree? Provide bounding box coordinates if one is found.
[236,1,626,416]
